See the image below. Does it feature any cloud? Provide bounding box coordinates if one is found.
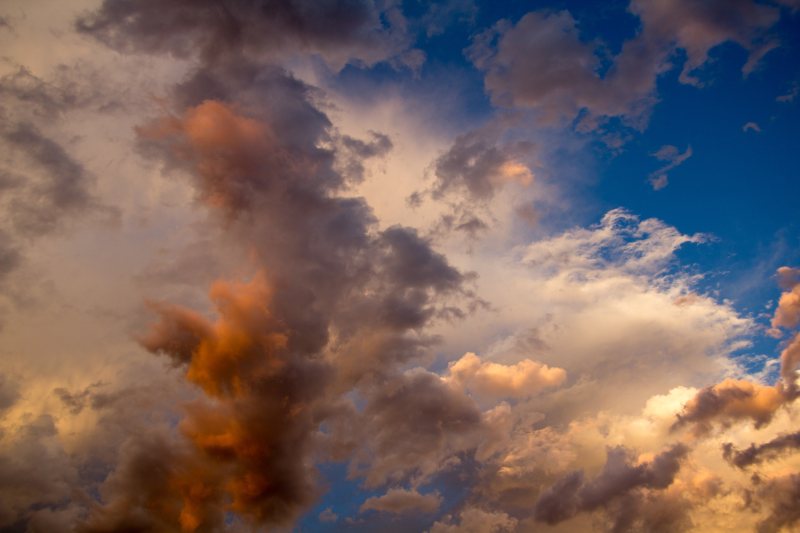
[467,11,622,123]
[777,266,800,290]
[349,370,485,488]
[743,121,762,133]
[319,507,338,523]
[0,373,19,412]
[429,507,517,533]
[445,352,565,400]
[779,333,800,388]
[628,0,780,85]
[360,488,442,515]
[723,430,800,468]
[431,127,535,201]
[0,414,80,531]
[755,474,800,533]
[76,0,414,72]
[421,0,477,38]
[771,276,800,331]
[648,145,693,190]
[2,2,796,531]
[71,2,483,527]
[673,378,787,433]
[672,267,800,436]
[0,66,118,286]
[110,274,327,527]
[469,0,780,128]
[533,444,690,526]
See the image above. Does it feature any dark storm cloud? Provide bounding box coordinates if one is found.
[0,414,80,531]
[723,431,800,469]
[74,1,480,527]
[76,0,413,70]
[533,444,689,526]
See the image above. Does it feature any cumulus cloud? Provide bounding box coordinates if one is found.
[673,379,787,434]
[469,0,781,127]
[672,268,800,437]
[446,352,565,400]
[771,273,800,331]
[533,443,690,526]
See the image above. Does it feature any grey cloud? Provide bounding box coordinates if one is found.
[723,431,800,469]
[76,1,477,526]
[432,128,534,201]
[0,373,19,412]
[338,131,393,183]
[76,433,224,533]
[1,123,94,236]
[533,444,689,526]
[0,116,116,284]
[470,1,781,128]
[76,0,413,71]
[672,378,791,435]
[351,371,484,487]
[756,474,800,533]
[533,470,583,524]
[54,382,105,416]
[629,0,780,85]
[0,415,80,531]
[0,231,22,282]
[648,145,692,191]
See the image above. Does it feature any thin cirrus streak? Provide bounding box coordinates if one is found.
[0,1,799,532]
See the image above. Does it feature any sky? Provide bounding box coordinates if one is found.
[1,0,800,532]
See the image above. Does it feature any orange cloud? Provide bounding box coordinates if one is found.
[446,352,566,399]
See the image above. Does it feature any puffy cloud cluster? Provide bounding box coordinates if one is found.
[446,352,565,400]
[533,444,689,527]
[470,0,781,127]
[772,267,800,331]
[76,0,414,72]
